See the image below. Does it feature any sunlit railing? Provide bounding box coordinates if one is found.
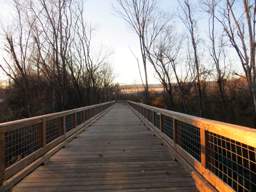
[129,101,256,192]
[0,101,114,188]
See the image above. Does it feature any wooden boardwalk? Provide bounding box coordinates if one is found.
[13,103,196,192]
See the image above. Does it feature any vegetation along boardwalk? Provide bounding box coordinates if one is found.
[13,103,196,192]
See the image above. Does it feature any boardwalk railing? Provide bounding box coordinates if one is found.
[0,101,114,189]
[129,101,256,192]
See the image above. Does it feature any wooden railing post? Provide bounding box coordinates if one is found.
[152,111,155,125]
[159,113,163,131]
[200,128,206,167]
[74,112,77,128]
[83,111,86,122]
[172,119,178,160]
[0,130,5,186]
[63,116,66,135]
[172,119,177,144]
[42,118,47,149]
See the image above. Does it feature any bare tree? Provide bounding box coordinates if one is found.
[116,0,158,104]
[143,22,179,109]
[0,0,36,116]
[216,0,256,125]
[33,0,74,110]
[203,0,230,117]
[0,0,115,119]
[179,0,205,116]
[116,0,193,110]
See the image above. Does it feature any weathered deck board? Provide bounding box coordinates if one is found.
[13,103,196,192]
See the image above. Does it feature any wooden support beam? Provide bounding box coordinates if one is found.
[74,113,77,129]
[172,118,178,160]
[172,119,176,143]
[159,113,163,131]
[63,116,66,135]
[42,118,47,147]
[41,118,47,165]
[0,130,5,186]
[200,128,206,167]
[152,111,155,126]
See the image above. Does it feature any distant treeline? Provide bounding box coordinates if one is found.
[0,0,119,123]
[122,78,254,128]
[116,0,256,127]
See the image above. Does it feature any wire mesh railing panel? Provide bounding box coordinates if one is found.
[148,109,152,122]
[82,111,85,122]
[162,115,173,139]
[46,117,63,143]
[91,108,95,117]
[206,132,256,192]
[87,109,93,119]
[76,111,83,125]
[148,110,153,122]
[65,114,75,131]
[128,101,256,192]
[83,110,88,121]
[154,112,160,129]
[176,120,201,161]
[5,123,42,167]
[0,101,113,188]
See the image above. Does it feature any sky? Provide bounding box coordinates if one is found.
[0,0,179,85]
[0,0,243,85]
[84,0,177,84]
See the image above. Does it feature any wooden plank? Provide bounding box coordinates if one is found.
[12,103,196,192]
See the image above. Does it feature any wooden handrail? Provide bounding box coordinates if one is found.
[0,101,114,190]
[0,102,113,129]
[128,101,256,192]
[129,101,256,147]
